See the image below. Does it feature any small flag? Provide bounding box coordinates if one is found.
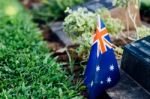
[84,16,120,98]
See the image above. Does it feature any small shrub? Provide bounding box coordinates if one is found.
[96,8,125,35]
[63,8,124,60]
[137,25,150,39]
[113,0,139,7]
[140,0,150,9]
[140,0,150,17]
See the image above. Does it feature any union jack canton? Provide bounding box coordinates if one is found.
[84,16,120,99]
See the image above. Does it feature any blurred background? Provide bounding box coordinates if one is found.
[0,0,150,98]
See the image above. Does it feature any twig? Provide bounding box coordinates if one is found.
[65,46,74,73]
[127,5,139,40]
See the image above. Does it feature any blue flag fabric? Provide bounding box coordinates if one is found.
[84,17,120,98]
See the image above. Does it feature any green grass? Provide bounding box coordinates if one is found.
[0,0,83,98]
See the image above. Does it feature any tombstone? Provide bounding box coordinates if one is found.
[49,21,74,46]
[111,5,142,30]
[72,0,114,12]
[107,70,150,99]
[121,36,150,92]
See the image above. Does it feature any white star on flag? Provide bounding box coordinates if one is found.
[107,77,111,83]
[91,81,94,87]
[96,65,100,72]
[110,64,114,71]
[100,81,103,84]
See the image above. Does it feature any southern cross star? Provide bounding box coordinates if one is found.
[109,64,114,71]
[107,77,112,83]
[91,81,94,87]
[96,65,100,72]
[100,81,103,84]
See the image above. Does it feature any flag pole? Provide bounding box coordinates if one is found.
[88,15,111,99]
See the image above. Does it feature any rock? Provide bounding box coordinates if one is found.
[72,0,114,12]
[107,70,150,99]
[49,21,74,46]
[111,5,142,31]
[121,36,150,92]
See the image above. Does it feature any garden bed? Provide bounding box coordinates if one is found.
[18,0,150,98]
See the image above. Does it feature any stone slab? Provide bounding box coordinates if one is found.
[49,21,74,46]
[72,0,114,12]
[121,36,150,92]
[107,70,150,99]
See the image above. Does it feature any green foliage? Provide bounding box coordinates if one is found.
[63,8,96,59]
[64,8,96,40]
[140,0,150,18]
[63,8,124,59]
[113,0,140,7]
[96,8,125,35]
[0,0,83,98]
[32,0,85,22]
[103,17,124,35]
[140,0,150,11]
[137,25,150,39]
[141,0,150,8]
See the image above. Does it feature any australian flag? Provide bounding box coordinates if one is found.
[84,16,120,98]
